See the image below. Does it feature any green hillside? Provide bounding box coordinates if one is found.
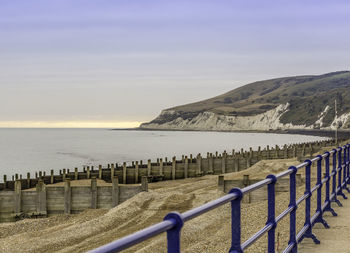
[148,71,350,128]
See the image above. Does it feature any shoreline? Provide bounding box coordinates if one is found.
[111,127,350,139]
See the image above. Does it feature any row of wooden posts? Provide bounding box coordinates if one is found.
[1,139,337,191]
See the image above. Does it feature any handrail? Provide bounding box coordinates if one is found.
[90,143,350,253]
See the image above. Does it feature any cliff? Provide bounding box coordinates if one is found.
[140,71,350,131]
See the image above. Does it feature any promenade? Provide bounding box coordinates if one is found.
[299,197,350,253]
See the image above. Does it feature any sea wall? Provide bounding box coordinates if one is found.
[0,177,148,222]
[0,139,336,192]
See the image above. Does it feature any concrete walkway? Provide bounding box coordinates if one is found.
[299,197,350,253]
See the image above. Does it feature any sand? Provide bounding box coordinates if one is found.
[0,140,348,253]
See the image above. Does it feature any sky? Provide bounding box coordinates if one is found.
[1,0,350,128]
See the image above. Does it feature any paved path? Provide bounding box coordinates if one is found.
[299,196,350,253]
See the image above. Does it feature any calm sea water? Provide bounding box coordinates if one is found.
[0,128,328,179]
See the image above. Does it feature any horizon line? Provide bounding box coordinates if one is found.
[0,121,142,128]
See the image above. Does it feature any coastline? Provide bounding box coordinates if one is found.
[111,127,350,139]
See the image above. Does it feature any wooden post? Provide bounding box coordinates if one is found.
[172,156,176,180]
[99,165,102,179]
[135,161,139,183]
[110,164,114,182]
[14,180,21,215]
[62,169,66,181]
[159,158,164,176]
[197,154,202,175]
[141,176,148,192]
[209,153,214,174]
[123,162,127,184]
[27,172,31,188]
[3,175,7,189]
[218,175,224,192]
[246,156,251,168]
[74,167,78,180]
[184,156,188,179]
[267,145,270,159]
[64,179,71,214]
[309,143,313,157]
[284,145,288,159]
[87,166,90,179]
[235,156,240,172]
[112,176,119,207]
[36,179,46,214]
[38,171,42,179]
[222,153,226,174]
[91,177,97,209]
[275,145,279,159]
[15,173,19,180]
[190,154,192,163]
[147,159,152,177]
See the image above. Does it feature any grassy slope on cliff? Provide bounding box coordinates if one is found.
[145,71,350,127]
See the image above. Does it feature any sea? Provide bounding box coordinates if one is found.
[0,128,328,180]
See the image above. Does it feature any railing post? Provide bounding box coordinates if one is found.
[287,166,298,253]
[314,155,329,228]
[163,212,184,253]
[336,147,347,199]
[266,175,277,253]
[229,188,243,253]
[323,152,337,216]
[299,160,320,244]
[331,149,342,207]
[342,145,350,193]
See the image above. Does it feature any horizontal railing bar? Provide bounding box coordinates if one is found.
[321,177,328,184]
[241,178,271,195]
[89,219,175,253]
[311,184,320,194]
[296,162,309,170]
[321,201,328,211]
[276,206,294,223]
[330,192,336,201]
[310,156,321,163]
[241,224,272,250]
[311,211,320,225]
[296,224,310,242]
[296,193,309,206]
[283,242,296,253]
[276,169,292,180]
[182,192,238,221]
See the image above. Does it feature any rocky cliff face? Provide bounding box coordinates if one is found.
[140,71,350,131]
[141,104,350,131]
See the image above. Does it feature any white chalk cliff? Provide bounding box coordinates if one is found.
[140,103,350,131]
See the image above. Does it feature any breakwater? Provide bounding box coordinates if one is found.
[1,139,336,191]
[0,177,148,222]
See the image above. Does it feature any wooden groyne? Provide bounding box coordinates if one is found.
[0,176,148,222]
[1,139,336,191]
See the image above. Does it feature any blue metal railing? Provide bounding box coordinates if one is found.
[90,143,350,253]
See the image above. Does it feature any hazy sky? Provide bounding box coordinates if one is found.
[1,0,350,127]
